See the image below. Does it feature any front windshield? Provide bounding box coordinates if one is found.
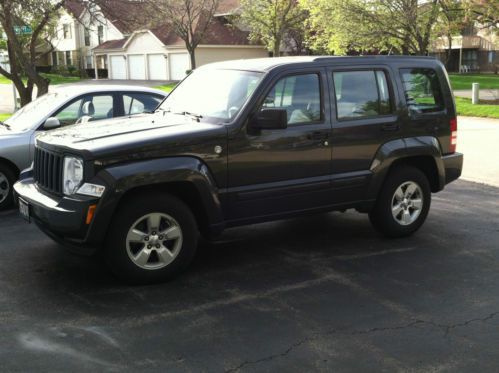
[4,92,66,132]
[159,69,263,121]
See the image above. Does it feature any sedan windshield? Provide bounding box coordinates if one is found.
[159,69,263,122]
[4,92,68,132]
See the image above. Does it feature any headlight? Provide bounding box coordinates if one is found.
[63,156,84,195]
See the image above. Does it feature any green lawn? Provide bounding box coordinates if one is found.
[455,97,499,119]
[448,74,499,91]
[154,83,176,93]
[0,73,84,85]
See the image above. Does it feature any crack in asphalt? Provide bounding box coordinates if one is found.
[225,311,499,372]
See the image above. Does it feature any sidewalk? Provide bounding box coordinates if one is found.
[454,89,499,100]
[457,116,499,187]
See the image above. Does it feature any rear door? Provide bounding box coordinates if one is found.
[328,65,401,202]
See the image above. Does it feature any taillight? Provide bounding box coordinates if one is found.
[449,117,457,153]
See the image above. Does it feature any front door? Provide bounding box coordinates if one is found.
[226,69,333,222]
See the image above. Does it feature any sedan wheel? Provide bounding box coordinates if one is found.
[0,172,10,205]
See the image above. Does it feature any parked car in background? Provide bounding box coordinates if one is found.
[0,85,166,210]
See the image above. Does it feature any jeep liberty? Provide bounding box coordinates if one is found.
[14,56,463,283]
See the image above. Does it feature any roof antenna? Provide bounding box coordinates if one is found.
[387,46,393,56]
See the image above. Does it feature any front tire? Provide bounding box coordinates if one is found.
[369,166,431,237]
[0,165,16,211]
[105,193,198,284]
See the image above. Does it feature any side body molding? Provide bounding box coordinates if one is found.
[366,136,445,201]
[89,157,225,243]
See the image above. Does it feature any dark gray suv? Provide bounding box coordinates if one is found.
[14,56,463,283]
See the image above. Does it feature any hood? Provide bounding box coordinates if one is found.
[36,112,227,159]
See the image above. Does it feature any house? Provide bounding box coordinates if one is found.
[40,0,125,74]
[431,23,499,73]
[92,1,268,81]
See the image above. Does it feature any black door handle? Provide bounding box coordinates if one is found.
[381,123,400,131]
[307,131,329,140]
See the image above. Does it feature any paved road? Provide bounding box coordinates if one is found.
[0,180,498,371]
[454,89,499,101]
[458,116,499,187]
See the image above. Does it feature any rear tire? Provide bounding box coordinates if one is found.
[369,166,431,237]
[0,164,16,211]
[105,193,198,284]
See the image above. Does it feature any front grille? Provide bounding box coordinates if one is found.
[33,147,63,194]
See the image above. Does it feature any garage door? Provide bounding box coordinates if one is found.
[148,54,167,80]
[129,55,146,80]
[110,55,126,80]
[170,53,190,81]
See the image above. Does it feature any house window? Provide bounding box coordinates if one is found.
[98,26,104,45]
[86,55,92,68]
[488,51,495,64]
[52,51,58,66]
[63,24,71,39]
[84,28,90,46]
[65,51,72,66]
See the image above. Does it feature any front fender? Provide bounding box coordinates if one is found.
[366,136,445,201]
[87,157,224,245]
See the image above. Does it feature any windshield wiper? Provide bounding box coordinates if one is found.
[176,111,203,122]
[0,121,10,130]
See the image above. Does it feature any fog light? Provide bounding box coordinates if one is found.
[77,183,106,197]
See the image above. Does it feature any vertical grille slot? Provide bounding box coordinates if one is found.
[33,147,63,194]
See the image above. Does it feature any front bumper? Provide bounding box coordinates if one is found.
[13,177,101,255]
[442,152,463,185]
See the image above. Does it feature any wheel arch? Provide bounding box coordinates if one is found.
[367,137,446,201]
[88,156,225,246]
[0,157,21,177]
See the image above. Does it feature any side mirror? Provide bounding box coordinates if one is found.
[250,109,287,130]
[43,117,61,130]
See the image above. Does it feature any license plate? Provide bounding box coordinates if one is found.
[19,198,30,223]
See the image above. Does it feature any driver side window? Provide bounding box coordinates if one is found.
[55,98,84,127]
[261,73,322,125]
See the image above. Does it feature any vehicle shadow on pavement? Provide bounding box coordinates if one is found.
[2,180,499,371]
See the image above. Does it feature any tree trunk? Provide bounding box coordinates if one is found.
[13,80,33,107]
[35,77,49,97]
[273,37,281,58]
[188,48,196,70]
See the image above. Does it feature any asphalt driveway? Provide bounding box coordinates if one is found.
[0,180,498,372]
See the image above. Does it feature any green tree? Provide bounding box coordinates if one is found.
[240,0,307,57]
[0,0,68,106]
[300,0,443,55]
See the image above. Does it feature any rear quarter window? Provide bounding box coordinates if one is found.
[400,68,444,113]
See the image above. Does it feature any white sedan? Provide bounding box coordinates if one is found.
[0,84,167,209]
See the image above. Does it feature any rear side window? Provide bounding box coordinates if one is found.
[123,93,163,115]
[333,70,392,120]
[400,68,444,113]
